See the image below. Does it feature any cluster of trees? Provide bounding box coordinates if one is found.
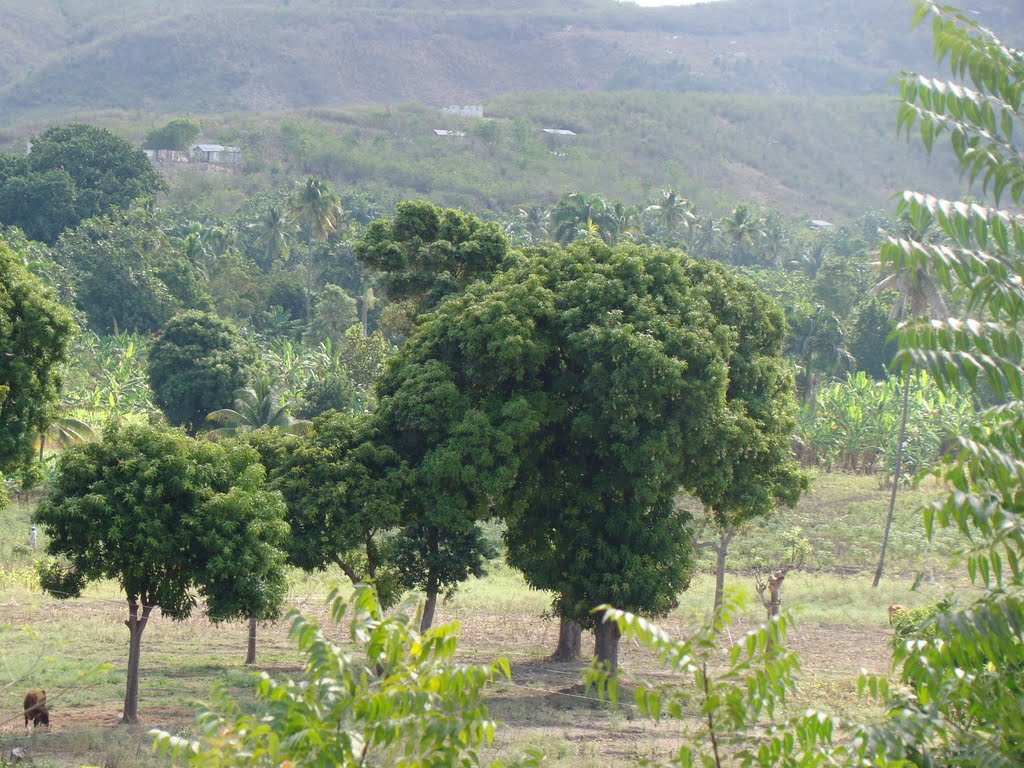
[156,3,1024,764]
[7,164,809,720]
[0,124,164,245]
[0,112,958,726]
[3,5,1011,754]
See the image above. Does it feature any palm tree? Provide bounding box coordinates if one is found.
[786,238,831,279]
[689,215,721,260]
[206,376,312,440]
[793,304,855,407]
[611,201,642,243]
[720,204,766,265]
[759,210,791,268]
[288,177,344,322]
[550,193,618,246]
[645,188,696,243]
[871,213,947,588]
[253,206,295,269]
[516,205,550,243]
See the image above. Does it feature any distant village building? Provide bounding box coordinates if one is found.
[809,219,833,229]
[542,128,577,136]
[433,129,467,137]
[190,143,241,164]
[441,104,484,119]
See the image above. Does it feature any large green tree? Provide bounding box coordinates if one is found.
[374,358,518,631]
[148,311,256,434]
[54,207,211,334]
[381,240,798,670]
[34,422,289,724]
[0,124,164,244]
[355,199,509,316]
[0,235,75,475]
[250,411,405,604]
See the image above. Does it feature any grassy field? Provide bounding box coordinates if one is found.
[0,471,957,767]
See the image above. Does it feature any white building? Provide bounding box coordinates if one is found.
[441,104,484,119]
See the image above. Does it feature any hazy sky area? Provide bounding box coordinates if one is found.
[620,0,725,5]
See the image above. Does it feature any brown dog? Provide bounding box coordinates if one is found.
[888,604,908,625]
[23,690,49,728]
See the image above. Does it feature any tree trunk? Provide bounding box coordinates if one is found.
[360,296,369,337]
[420,577,438,634]
[303,241,315,324]
[757,570,786,652]
[245,616,257,665]
[420,530,441,634]
[38,434,45,463]
[874,369,911,588]
[763,573,784,621]
[121,600,153,724]
[804,355,815,406]
[550,617,582,661]
[593,620,621,674]
[713,528,734,615]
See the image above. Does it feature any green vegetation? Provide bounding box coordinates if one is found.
[147,310,256,434]
[869,1,1024,759]
[144,117,201,152]
[0,124,163,244]
[1,0,1021,763]
[156,584,535,768]
[34,420,290,723]
[53,206,211,334]
[0,233,74,475]
[141,93,964,222]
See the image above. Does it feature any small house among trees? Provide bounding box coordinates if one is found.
[191,143,242,164]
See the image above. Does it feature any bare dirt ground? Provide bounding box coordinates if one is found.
[0,588,896,767]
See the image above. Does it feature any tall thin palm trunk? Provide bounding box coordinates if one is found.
[873,368,911,587]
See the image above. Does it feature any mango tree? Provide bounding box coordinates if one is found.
[248,411,407,606]
[380,240,800,671]
[34,422,289,723]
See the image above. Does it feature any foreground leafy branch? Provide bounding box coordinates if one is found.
[586,597,891,767]
[154,584,540,768]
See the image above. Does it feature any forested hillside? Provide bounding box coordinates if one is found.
[1,0,1020,125]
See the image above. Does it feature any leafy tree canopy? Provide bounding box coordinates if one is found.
[0,234,75,474]
[249,411,405,603]
[148,310,256,434]
[143,117,201,151]
[381,240,799,658]
[54,207,212,334]
[356,199,510,316]
[34,420,289,723]
[0,124,164,244]
[375,356,521,628]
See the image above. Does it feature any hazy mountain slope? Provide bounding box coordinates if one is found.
[122,92,962,222]
[0,0,1020,126]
